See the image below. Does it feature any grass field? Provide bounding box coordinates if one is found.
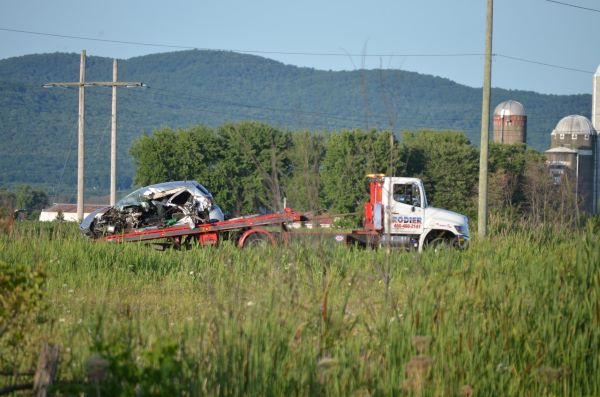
[1,221,599,396]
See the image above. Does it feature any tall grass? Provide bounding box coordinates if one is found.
[1,221,598,395]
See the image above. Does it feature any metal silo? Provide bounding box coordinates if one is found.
[547,115,597,214]
[593,65,600,132]
[493,100,527,144]
[593,65,600,213]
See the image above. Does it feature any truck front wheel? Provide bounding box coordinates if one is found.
[425,231,458,252]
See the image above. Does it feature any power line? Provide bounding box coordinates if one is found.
[145,86,373,129]
[51,119,78,203]
[1,77,569,150]
[0,27,196,50]
[120,89,584,139]
[495,54,593,74]
[5,78,557,131]
[0,27,483,57]
[118,85,386,130]
[1,77,589,131]
[148,86,370,124]
[145,85,480,129]
[42,51,144,217]
[545,0,600,13]
[0,26,594,75]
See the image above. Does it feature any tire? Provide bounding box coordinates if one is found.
[426,235,457,252]
[241,231,273,248]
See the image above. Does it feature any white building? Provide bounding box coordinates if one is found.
[39,203,108,222]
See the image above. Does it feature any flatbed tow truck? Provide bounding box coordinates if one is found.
[104,208,302,249]
[95,175,469,251]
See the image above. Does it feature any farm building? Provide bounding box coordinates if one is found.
[39,203,107,222]
[544,65,600,214]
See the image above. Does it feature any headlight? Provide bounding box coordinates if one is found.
[454,224,467,235]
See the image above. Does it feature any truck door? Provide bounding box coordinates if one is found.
[385,181,424,235]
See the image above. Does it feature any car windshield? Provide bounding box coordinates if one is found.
[194,183,211,196]
[115,187,146,209]
[115,182,213,210]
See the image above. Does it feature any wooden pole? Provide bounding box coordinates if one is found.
[478,0,493,237]
[111,59,118,206]
[77,50,86,222]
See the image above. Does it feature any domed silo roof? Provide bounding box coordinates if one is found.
[551,115,596,136]
[493,100,525,117]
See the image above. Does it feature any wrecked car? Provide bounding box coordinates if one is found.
[80,181,224,238]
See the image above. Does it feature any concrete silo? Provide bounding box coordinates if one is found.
[493,100,527,144]
[593,65,600,131]
[546,115,597,213]
[593,65,600,213]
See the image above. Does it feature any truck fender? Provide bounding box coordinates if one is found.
[238,228,276,248]
[419,228,457,252]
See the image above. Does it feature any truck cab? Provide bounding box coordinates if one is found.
[352,174,469,250]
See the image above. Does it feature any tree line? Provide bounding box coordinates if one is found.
[0,120,586,229]
[130,121,585,229]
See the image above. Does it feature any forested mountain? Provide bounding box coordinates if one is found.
[0,50,591,199]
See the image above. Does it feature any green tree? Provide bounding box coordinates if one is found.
[321,129,402,217]
[401,130,478,216]
[213,122,292,216]
[15,185,48,211]
[0,188,16,210]
[129,126,221,187]
[10,185,49,219]
[285,131,325,212]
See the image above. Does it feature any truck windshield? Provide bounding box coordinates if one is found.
[392,183,421,207]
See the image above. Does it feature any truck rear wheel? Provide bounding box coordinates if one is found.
[238,229,275,248]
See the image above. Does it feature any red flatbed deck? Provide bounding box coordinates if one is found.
[104,209,303,244]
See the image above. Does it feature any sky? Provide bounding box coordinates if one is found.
[0,0,598,95]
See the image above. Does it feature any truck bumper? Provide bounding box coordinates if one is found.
[456,234,469,250]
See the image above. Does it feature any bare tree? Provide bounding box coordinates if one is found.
[488,169,519,210]
[523,161,578,230]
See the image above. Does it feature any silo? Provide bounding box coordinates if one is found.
[545,146,578,185]
[593,65,600,131]
[493,100,527,144]
[548,115,597,213]
[593,65,600,213]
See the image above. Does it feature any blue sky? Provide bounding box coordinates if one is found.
[0,0,597,95]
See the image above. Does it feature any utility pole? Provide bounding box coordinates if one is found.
[478,0,493,238]
[111,59,118,206]
[77,50,85,222]
[44,51,144,219]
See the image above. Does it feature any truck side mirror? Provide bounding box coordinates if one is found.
[411,206,415,212]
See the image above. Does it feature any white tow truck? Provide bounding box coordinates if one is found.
[344,174,470,250]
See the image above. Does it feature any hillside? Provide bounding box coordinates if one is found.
[0,50,591,198]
